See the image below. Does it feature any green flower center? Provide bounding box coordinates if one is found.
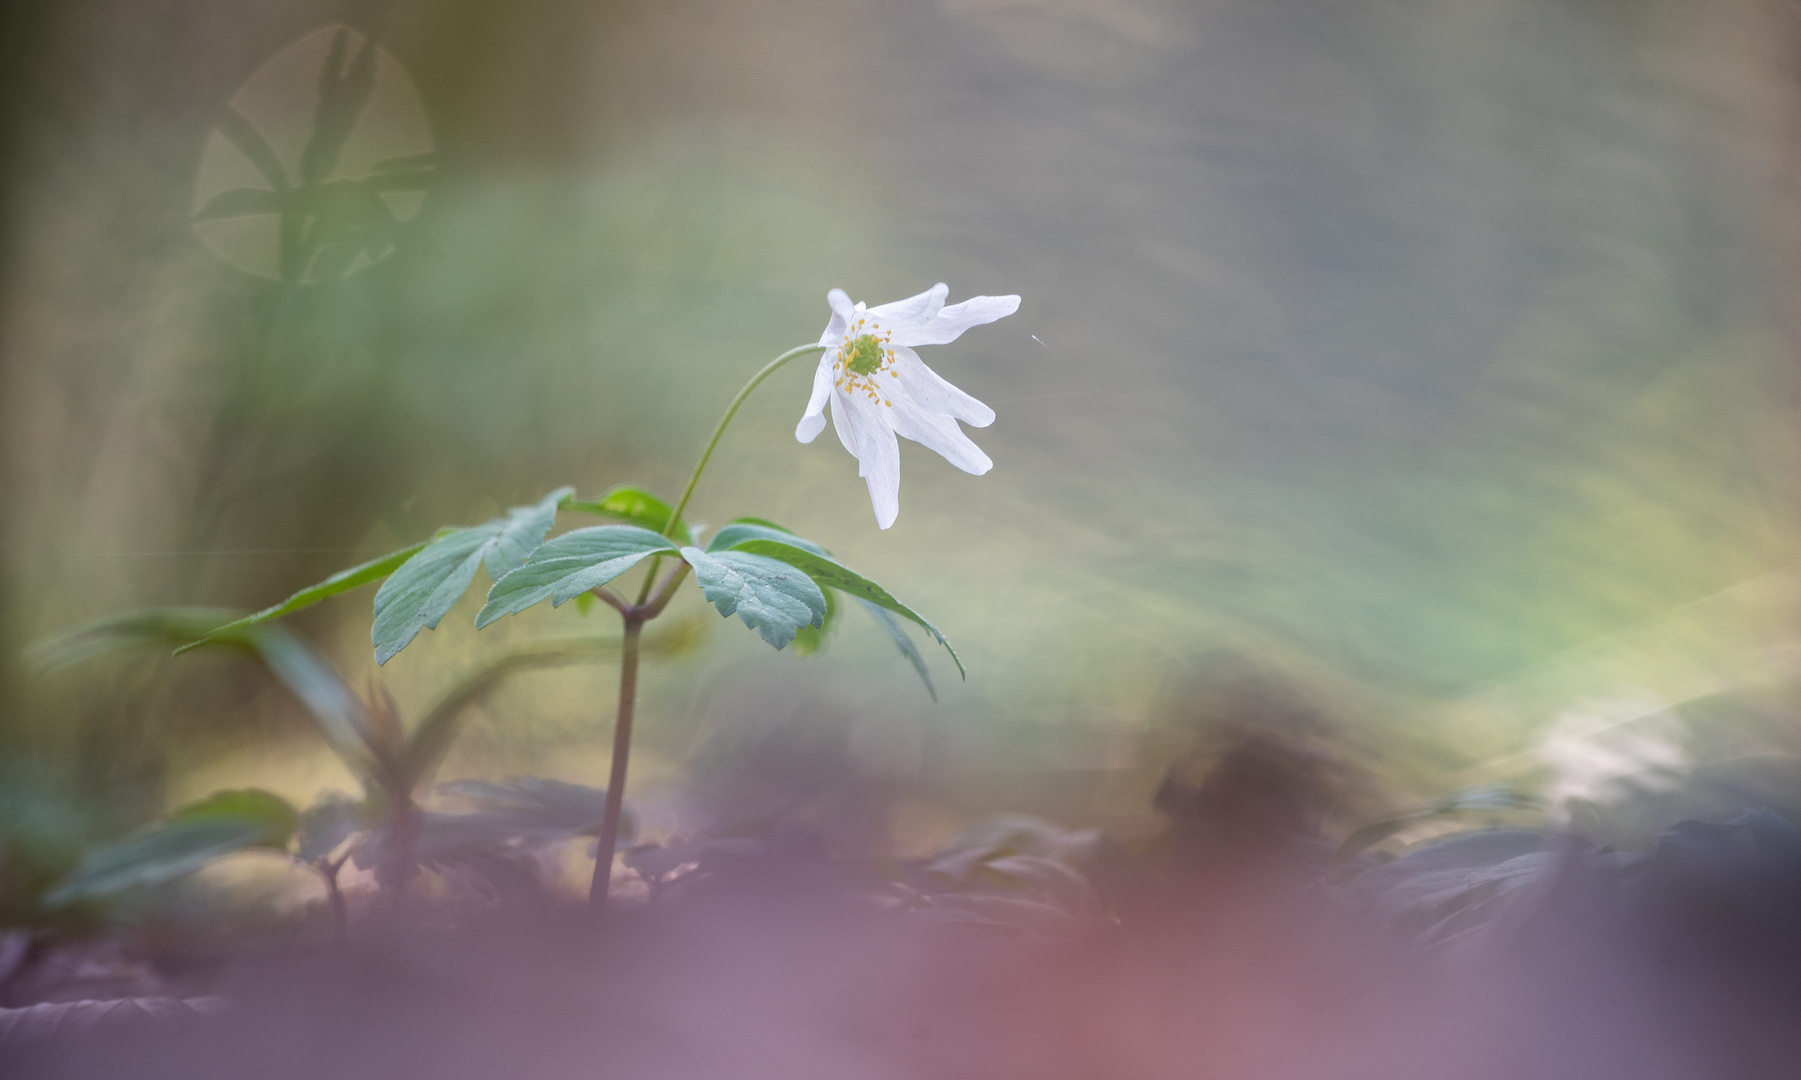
[845,333,886,376]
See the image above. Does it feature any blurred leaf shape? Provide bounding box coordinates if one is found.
[30,607,380,781]
[44,787,301,906]
[191,25,433,281]
[294,792,365,864]
[1335,785,1537,864]
[0,998,226,1048]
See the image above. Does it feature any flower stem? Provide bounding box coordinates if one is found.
[664,342,827,540]
[632,342,825,605]
[595,341,824,906]
[591,615,642,905]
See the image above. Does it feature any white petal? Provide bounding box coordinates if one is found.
[828,385,861,460]
[888,396,992,476]
[869,283,948,325]
[794,354,834,443]
[890,293,1020,348]
[860,422,902,529]
[890,347,995,427]
[834,388,901,527]
[822,288,854,344]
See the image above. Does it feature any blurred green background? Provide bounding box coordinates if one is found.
[6,0,1801,852]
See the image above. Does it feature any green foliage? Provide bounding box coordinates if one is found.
[26,608,241,671]
[29,609,379,776]
[166,789,299,851]
[476,525,678,627]
[705,520,830,557]
[294,793,363,863]
[372,487,570,663]
[856,599,935,700]
[723,538,964,678]
[680,546,826,649]
[176,541,429,655]
[790,586,836,655]
[44,789,301,907]
[563,486,693,543]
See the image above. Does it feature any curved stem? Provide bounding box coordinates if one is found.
[664,342,827,540]
[632,342,825,604]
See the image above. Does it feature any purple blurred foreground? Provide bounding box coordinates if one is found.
[7,807,1800,1080]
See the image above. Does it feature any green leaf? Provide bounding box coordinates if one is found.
[167,789,300,851]
[856,599,936,700]
[26,608,241,671]
[45,818,275,906]
[394,631,696,794]
[791,586,837,655]
[475,525,678,628]
[680,547,826,650]
[175,541,428,655]
[706,520,830,557]
[563,485,692,543]
[722,540,964,678]
[29,609,378,778]
[295,793,363,863]
[228,626,377,775]
[371,488,571,663]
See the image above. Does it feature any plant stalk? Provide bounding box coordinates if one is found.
[633,342,825,605]
[591,615,643,905]
[595,341,824,904]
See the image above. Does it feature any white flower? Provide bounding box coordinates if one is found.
[795,283,1019,528]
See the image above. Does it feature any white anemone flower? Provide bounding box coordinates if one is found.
[795,283,1020,529]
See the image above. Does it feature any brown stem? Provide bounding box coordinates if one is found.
[590,615,642,905]
[384,798,419,914]
[317,856,350,946]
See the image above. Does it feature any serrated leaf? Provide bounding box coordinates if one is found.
[563,485,693,543]
[680,547,826,649]
[475,525,678,628]
[167,789,299,851]
[706,520,830,557]
[857,599,935,700]
[176,541,428,655]
[295,793,364,863]
[371,487,571,663]
[791,586,837,655]
[44,819,272,905]
[722,539,963,677]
